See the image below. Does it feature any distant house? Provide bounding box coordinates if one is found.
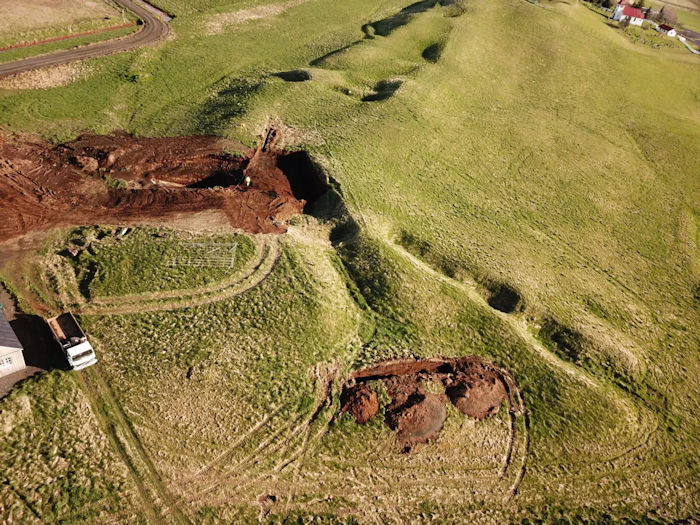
[0,310,25,378]
[613,3,646,25]
[657,24,677,37]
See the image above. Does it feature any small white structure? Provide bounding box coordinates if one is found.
[613,3,646,25]
[657,24,677,37]
[0,311,26,378]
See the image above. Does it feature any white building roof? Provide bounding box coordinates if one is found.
[0,311,22,355]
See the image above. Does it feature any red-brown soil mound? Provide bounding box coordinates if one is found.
[445,375,506,419]
[0,130,327,243]
[340,383,379,424]
[384,375,447,445]
[443,357,507,418]
[341,356,513,449]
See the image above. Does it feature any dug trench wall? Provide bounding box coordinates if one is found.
[0,131,328,243]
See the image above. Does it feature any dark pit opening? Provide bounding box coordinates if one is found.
[362,79,403,102]
[487,284,522,313]
[540,319,584,362]
[422,43,444,62]
[186,170,244,189]
[274,69,311,82]
[277,151,329,210]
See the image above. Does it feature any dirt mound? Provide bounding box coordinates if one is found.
[444,372,506,419]
[383,375,446,445]
[388,393,446,445]
[0,130,328,243]
[342,356,514,449]
[340,383,379,424]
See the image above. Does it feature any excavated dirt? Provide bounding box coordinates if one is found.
[341,356,514,449]
[0,130,328,243]
[444,368,506,419]
[340,383,379,424]
[383,376,446,446]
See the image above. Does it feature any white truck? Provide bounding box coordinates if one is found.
[47,313,97,370]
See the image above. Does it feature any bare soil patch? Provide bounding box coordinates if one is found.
[257,493,277,521]
[0,129,328,243]
[342,356,515,449]
[0,0,120,36]
[340,383,379,424]
[0,63,87,90]
[205,0,311,34]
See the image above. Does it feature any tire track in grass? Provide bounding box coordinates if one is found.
[89,236,268,306]
[165,413,300,513]
[495,366,528,499]
[76,369,161,523]
[380,234,658,496]
[78,238,280,315]
[188,404,283,480]
[78,366,190,524]
[281,363,338,516]
[170,365,337,515]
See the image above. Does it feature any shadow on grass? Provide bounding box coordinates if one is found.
[310,0,457,67]
[362,79,403,101]
[193,78,264,134]
[273,69,311,82]
[362,0,454,38]
[11,314,69,371]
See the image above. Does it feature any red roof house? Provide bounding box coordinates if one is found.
[613,4,646,25]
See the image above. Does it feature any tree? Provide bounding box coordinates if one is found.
[647,9,661,21]
[660,5,678,24]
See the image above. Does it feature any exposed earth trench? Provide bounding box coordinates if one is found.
[0,129,328,243]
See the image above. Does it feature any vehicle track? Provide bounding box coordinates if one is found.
[0,0,170,79]
[77,237,280,315]
[76,367,170,523]
[165,363,337,516]
[81,365,191,523]
[379,234,660,498]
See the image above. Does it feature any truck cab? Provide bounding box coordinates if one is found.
[47,313,97,370]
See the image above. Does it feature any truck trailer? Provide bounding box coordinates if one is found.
[47,313,97,370]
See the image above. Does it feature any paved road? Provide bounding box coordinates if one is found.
[0,0,170,79]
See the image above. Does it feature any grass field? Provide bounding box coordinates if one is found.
[0,0,131,48]
[0,371,141,522]
[0,25,139,66]
[0,0,698,521]
[63,226,257,297]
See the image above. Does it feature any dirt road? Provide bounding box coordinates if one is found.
[0,0,170,79]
